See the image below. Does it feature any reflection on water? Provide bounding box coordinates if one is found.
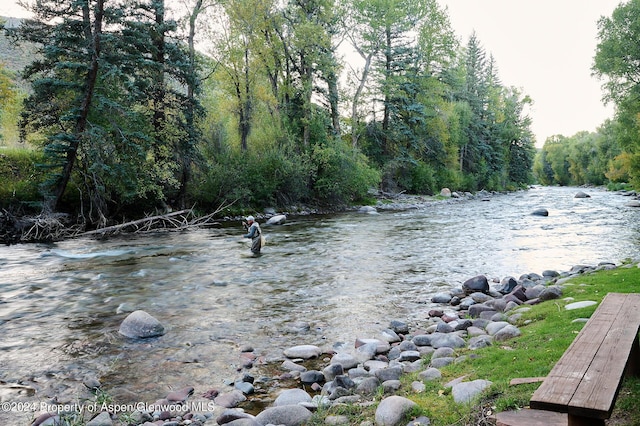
[0,186,639,410]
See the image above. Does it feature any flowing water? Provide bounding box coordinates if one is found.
[1,185,639,420]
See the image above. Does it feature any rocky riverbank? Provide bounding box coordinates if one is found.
[27,257,636,426]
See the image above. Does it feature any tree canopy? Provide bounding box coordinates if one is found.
[2,0,539,223]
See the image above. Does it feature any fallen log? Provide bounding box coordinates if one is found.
[80,209,196,238]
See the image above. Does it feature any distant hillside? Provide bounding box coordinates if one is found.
[0,16,37,81]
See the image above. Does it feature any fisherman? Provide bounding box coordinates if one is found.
[242,216,262,254]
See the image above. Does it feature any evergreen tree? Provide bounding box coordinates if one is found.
[11,0,107,214]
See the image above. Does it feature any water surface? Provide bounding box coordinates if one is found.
[1,186,638,417]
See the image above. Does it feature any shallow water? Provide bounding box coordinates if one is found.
[1,186,639,418]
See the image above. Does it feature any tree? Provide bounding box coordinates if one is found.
[12,0,106,212]
[593,0,640,186]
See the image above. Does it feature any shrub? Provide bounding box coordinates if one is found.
[0,148,46,211]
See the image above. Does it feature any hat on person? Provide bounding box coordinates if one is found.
[246,216,255,222]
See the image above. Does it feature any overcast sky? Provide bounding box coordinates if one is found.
[1,0,623,146]
[438,0,620,146]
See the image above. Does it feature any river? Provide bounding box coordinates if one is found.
[1,185,639,420]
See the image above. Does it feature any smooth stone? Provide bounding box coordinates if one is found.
[283,345,322,359]
[274,388,312,406]
[330,352,359,370]
[374,395,418,426]
[493,325,521,342]
[255,405,312,426]
[418,368,442,382]
[214,390,247,408]
[118,310,165,338]
[86,412,113,426]
[565,300,597,310]
[266,214,286,225]
[451,379,492,404]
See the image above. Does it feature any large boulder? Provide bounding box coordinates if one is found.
[266,214,287,225]
[462,275,489,295]
[118,310,165,338]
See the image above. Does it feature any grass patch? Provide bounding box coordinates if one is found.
[395,265,640,425]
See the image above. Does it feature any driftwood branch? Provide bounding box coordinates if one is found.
[79,198,238,239]
[0,199,239,244]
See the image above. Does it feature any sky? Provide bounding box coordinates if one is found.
[438,0,620,146]
[0,0,623,146]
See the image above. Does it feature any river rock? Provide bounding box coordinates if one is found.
[565,300,597,310]
[574,191,591,198]
[86,412,113,426]
[625,200,640,207]
[375,366,403,382]
[358,205,378,214]
[380,329,401,343]
[282,360,307,372]
[323,363,344,381]
[498,277,518,294]
[431,292,452,304]
[451,379,492,404]
[224,419,262,426]
[330,352,359,370]
[412,334,432,346]
[493,325,521,342]
[468,335,493,350]
[462,275,489,294]
[274,389,312,406]
[216,409,255,425]
[485,321,509,336]
[214,390,247,408]
[389,320,409,334]
[235,381,254,395]
[255,405,312,426]
[266,214,287,225]
[539,285,563,301]
[468,303,495,318]
[398,350,421,362]
[430,357,454,368]
[300,370,325,384]
[418,368,442,381]
[374,395,418,426]
[531,208,549,216]
[283,344,322,359]
[166,386,194,402]
[429,333,466,349]
[440,188,452,197]
[118,310,165,338]
[356,377,381,395]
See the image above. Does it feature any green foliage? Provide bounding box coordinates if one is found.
[533,123,626,187]
[381,157,435,194]
[192,145,313,210]
[310,139,380,204]
[0,148,46,210]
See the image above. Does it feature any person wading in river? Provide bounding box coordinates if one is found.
[242,216,262,254]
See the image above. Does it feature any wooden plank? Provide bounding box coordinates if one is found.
[568,293,640,419]
[509,377,546,386]
[494,409,566,426]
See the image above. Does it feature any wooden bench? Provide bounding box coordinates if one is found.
[526,292,640,426]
